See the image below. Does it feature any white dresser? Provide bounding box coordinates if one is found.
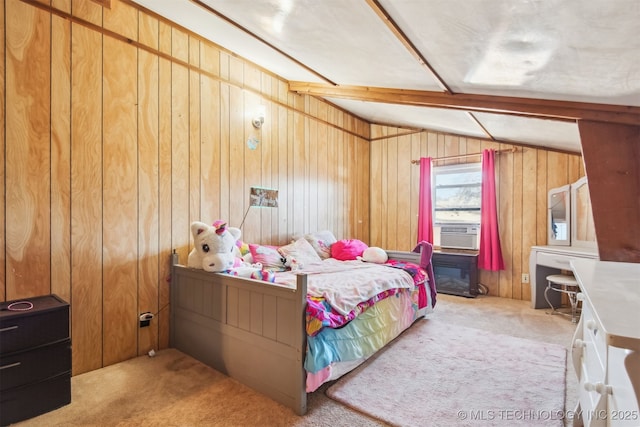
[570,259,640,426]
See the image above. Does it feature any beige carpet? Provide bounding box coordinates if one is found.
[326,320,567,427]
[13,294,578,427]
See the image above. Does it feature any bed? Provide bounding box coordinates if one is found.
[169,241,436,415]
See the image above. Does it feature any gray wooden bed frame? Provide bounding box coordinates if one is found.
[169,249,422,415]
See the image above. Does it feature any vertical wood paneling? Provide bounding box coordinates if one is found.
[316,120,328,233]
[260,77,275,241]
[189,39,201,229]
[308,99,319,234]
[228,84,244,229]
[293,111,306,235]
[0,0,5,299]
[171,60,190,260]
[521,148,538,301]
[397,134,411,249]
[157,53,172,350]
[243,91,263,241]
[6,0,51,299]
[103,0,137,41]
[51,13,72,305]
[0,0,371,375]
[409,133,421,246]
[219,81,231,223]
[137,47,159,356]
[71,0,102,26]
[370,128,584,301]
[200,58,221,222]
[511,147,523,300]
[102,37,138,365]
[71,22,103,374]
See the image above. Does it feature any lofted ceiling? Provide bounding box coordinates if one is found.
[130,0,640,154]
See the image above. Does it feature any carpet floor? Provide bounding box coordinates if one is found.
[13,294,578,427]
[326,320,567,427]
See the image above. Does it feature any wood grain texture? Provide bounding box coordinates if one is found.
[3,0,601,380]
[5,0,51,299]
[50,13,72,304]
[102,36,138,365]
[158,53,172,351]
[70,22,103,375]
[137,48,160,356]
[0,0,5,300]
[369,127,585,300]
[579,121,640,262]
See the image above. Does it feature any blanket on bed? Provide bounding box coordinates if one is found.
[275,259,427,336]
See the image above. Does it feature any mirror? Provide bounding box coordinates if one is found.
[548,184,571,246]
[571,177,597,248]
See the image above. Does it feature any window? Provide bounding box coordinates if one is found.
[433,162,481,225]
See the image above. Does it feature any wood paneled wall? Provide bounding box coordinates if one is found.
[369,125,585,300]
[2,0,589,377]
[1,0,370,374]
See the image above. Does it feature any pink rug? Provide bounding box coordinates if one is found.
[326,320,567,427]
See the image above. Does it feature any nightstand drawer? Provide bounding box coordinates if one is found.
[0,339,71,391]
[0,295,69,354]
[0,373,71,426]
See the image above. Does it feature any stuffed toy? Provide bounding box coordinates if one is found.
[357,246,388,264]
[188,220,242,272]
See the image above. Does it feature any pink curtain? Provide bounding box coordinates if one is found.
[478,149,505,271]
[417,157,433,244]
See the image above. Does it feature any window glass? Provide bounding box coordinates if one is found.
[433,163,482,224]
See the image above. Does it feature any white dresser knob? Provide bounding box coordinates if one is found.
[586,320,597,330]
[584,382,612,395]
[573,339,586,348]
[576,292,585,301]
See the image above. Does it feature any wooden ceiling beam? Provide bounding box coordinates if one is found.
[289,82,640,126]
[364,0,452,94]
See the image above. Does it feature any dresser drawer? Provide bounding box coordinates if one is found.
[581,303,606,369]
[536,251,576,270]
[0,339,71,391]
[0,372,71,426]
[0,295,69,354]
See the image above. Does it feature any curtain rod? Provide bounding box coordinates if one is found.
[410,147,517,164]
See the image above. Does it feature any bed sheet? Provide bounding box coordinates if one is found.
[275,258,427,336]
[306,283,432,392]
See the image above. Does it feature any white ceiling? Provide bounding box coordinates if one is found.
[131,0,640,154]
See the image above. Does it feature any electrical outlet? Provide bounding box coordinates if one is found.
[139,312,154,328]
[522,273,530,284]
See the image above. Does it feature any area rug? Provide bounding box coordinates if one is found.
[326,320,567,427]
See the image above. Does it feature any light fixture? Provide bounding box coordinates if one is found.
[239,186,279,229]
[252,105,266,129]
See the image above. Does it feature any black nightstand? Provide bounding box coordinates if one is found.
[0,294,71,426]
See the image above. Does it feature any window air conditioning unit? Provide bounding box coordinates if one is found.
[440,225,479,250]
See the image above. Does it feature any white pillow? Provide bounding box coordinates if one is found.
[278,238,322,266]
[301,230,337,259]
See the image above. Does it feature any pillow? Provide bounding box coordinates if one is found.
[302,230,337,259]
[278,238,322,265]
[248,244,285,271]
[331,239,369,261]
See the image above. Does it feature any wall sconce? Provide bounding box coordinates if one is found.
[252,105,266,129]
